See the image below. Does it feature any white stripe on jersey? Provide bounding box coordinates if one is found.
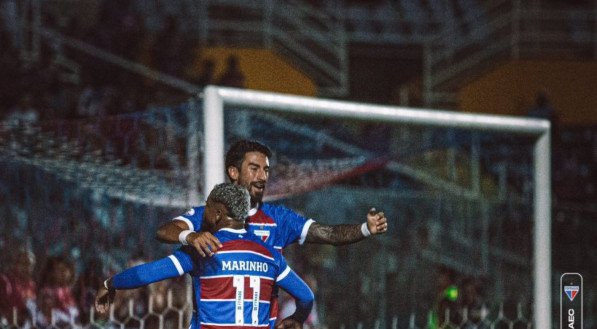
[173,216,195,231]
[298,219,315,245]
[200,299,271,304]
[247,222,277,227]
[200,274,274,281]
[216,250,275,261]
[168,255,185,275]
[276,266,291,282]
[248,207,259,216]
[200,320,270,327]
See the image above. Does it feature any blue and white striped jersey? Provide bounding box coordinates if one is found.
[111,228,314,329]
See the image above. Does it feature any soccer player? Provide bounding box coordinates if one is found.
[95,183,314,329]
[158,140,388,255]
[156,140,388,323]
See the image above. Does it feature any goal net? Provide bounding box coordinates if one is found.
[0,101,202,267]
[0,86,551,328]
[203,86,551,329]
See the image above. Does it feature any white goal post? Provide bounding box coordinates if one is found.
[202,85,552,329]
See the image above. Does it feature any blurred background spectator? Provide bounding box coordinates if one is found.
[36,256,79,327]
[0,249,37,327]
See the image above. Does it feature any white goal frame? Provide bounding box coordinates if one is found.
[202,86,552,329]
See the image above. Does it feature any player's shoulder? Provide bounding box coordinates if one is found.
[243,232,281,258]
[260,202,299,215]
[243,231,271,247]
[181,206,205,216]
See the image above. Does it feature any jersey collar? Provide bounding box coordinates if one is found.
[219,228,247,234]
[248,203,260,216]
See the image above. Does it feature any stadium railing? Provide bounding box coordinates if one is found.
[1,294,535,329]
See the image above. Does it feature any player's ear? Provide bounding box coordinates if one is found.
[227,166,239,181]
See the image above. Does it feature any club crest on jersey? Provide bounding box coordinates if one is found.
[565,286,579,302]
[185,208,195,216]
[253,229,270,242]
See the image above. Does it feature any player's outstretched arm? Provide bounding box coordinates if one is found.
[277,268,314,324]
[94,250,194,314]
[156,220,222,257]
[156,220,190,243]
[304,208,388,246]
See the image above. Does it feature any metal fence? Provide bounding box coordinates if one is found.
[1,291,534,329]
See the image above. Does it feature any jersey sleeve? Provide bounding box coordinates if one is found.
[172,206,205,232]
[274,253,314,323]
[270,205,315,246]
[111,248,197,290]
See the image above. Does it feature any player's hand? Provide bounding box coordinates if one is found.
[187,231,222,257]
[94,285,115,314]
[275,317,303,329]
[367,207,388,235]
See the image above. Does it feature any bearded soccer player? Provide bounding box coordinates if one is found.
[96,183,313,329]
[156,140,388,324]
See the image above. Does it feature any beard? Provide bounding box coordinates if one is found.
[248,182,265,205]
[250,193,263,205]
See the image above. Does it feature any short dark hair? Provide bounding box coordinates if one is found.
[225,140,272,179]
[208,183,250,221]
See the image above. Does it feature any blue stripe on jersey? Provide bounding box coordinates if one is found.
[199,300,272,326]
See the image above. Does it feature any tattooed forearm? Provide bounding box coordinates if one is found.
[304,222,366,246]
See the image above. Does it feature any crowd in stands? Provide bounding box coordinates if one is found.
[0,247,188,328]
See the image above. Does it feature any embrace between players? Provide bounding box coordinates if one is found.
[95,140,388,329]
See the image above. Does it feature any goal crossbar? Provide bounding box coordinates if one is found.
[202,86,551,329]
